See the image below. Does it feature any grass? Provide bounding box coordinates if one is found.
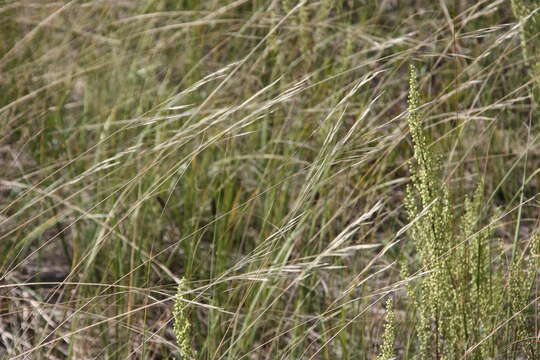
[0,0,539,359]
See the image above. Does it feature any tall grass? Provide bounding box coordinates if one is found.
[0,1,538,359]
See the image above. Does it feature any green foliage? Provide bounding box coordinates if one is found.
[404,65,538,359]
[405,65,452,358]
